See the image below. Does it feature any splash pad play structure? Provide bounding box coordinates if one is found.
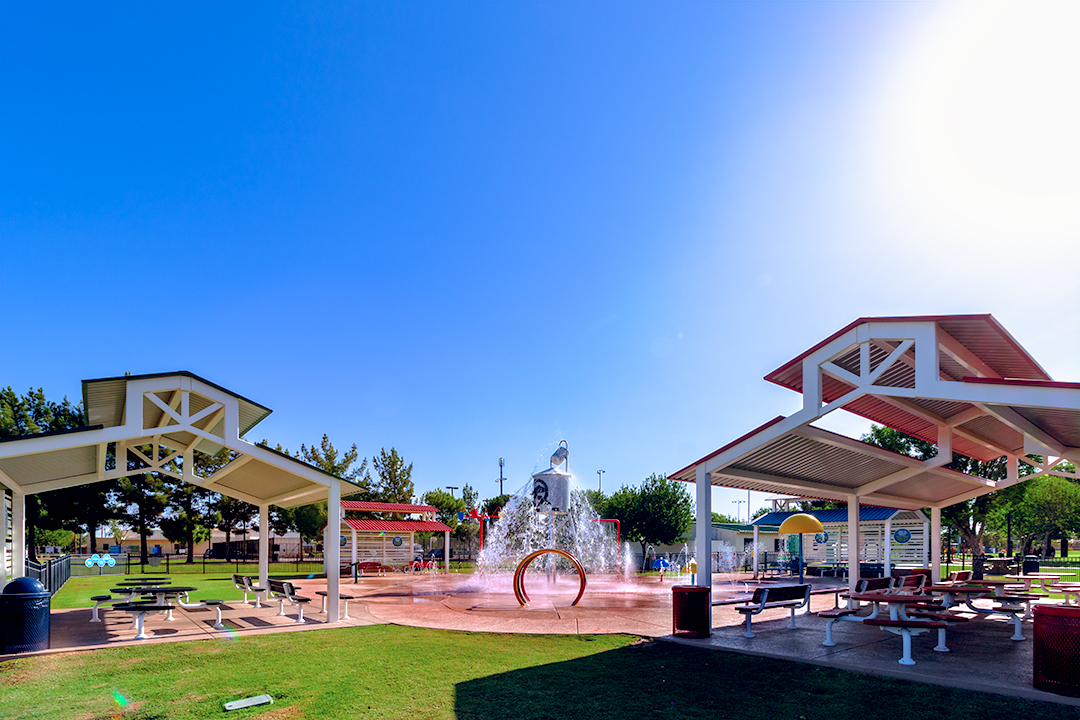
[478,441,633,607]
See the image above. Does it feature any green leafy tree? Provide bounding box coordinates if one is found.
[212,495,255,559]
[372,447,414,504]
[300,435,371,497]
[421,488,465,530]
[482,494,511,518]
[861,424,1000,554]
[711,512,740,524]
[583,490,607,517]
[0,386,102,559]
[605,474,694,557]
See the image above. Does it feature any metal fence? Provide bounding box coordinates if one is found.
[24,554,71,595]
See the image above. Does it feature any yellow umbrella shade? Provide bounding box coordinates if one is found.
[778,513,825,535]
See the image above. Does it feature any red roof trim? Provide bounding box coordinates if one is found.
[340,501,437,513]
[961,377,1080,390]
[669,416,786,480]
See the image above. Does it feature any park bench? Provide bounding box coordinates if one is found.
[888,574,926,594]
[862,617,948,665]
[267,579,312,624]
[232,574,267,607]
[358,561,390,577]
[736,584,810,638]
[316,590,356,620]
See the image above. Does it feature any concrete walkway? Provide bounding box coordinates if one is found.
[3,572,1077,707]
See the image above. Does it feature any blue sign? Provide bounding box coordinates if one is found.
[392,536,403,547]
[814,532,829,544]
[893,528,912,544]
[84,554,116,568]
[457,511,465,521]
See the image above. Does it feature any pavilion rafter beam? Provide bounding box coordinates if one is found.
[154,390,183,428]
[973,402,1068,457]
[869,394,1017,458]
[937,328,1002,379]
[266,486,326,506]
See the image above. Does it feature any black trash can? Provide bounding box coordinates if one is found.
[1023,555,1041,575]
[1,577,51,653]
[672,585,711,638]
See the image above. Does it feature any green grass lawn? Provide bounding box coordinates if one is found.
[0,626,1068,720]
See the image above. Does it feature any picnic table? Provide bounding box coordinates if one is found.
[846,592,952,663]
[110,585,198,620]
[924,584,1028,640]
[1005,574,1065,592]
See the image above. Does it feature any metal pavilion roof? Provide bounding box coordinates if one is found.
[342,518,452,533]
[751,507,926,526]
[0,372,357,509]
[671,315,1080,511]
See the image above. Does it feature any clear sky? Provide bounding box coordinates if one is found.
[2,2,1077,520]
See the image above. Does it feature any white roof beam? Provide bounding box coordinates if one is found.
[937,328,1002,379]
[267,487,327,506]
[974,402,1068,457]
[870,394,1018,458]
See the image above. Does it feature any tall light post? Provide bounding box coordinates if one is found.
[732,499,746,523]
[446,486,458,498]
[498,458,505,496]
[597,469,605,493]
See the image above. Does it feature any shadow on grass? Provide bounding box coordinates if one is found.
[454,641,1063,720]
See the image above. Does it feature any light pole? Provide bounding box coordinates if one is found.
[733,500,746,523]
[597,469,605,493]
[446,486,458,498]
[498,458,505,496]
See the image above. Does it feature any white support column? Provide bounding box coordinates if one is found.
[258,504,270,591]
[752,525,760,578]
[12,488,25,580]
[884,516,892,577]
[847,495,859,591]
[695,465,711,592]
[930,506,942,584]
[325,481,341,622]
[923,520,930,568]
[443,530,450,574]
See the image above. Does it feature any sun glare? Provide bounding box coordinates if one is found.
[877,1,1079,240]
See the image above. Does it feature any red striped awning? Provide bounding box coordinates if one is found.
[342,518,451,532]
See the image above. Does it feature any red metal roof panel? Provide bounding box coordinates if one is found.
[343,518,452,532]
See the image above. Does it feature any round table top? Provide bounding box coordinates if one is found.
[116,580,171,586]
[848,592,926,603]
[112,586,198,594]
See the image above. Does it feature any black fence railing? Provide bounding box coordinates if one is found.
[24,554,71,595]
[124,553,329,576]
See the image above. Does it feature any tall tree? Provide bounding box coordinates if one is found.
[212,495,255,559]
[861,424,1001,554]
[372,447,414,504]
[0,386,97,559]
[115,446,169,563]
[482,494,511,518]
[299,435,371,497]
[605,474,694,556]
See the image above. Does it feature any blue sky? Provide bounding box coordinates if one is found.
[2,2,1077,520]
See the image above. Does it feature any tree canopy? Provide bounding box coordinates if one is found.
[604,474,694,555]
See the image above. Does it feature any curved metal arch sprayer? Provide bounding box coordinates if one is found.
[512,548,587,607]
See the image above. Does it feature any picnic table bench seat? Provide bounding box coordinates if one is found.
[736,584,810,638]
[358,561,391,577]
[863,617,949,665]
[268,579,311,624]
[316,590,356,619]
[113,603,173,640]
[232,574,267,607]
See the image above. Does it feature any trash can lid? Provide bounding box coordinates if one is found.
[2,577,47,594]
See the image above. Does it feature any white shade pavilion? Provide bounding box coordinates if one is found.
[0,371,360,621]
[670,315,1080,627]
